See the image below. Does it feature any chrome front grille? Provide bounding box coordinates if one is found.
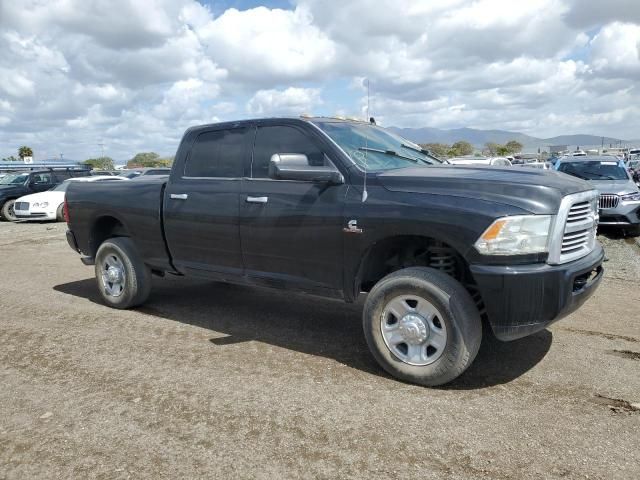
[548,191,599,265]
[566,201,592,224]
[599,194,619,209]
[561,228,590,255]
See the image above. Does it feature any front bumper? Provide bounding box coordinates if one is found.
[15,210,56,221]
[470,243,604,341]
[598,200,640,226]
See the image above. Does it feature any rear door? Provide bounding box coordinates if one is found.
[240,123,347,296]
[163,126,252,278]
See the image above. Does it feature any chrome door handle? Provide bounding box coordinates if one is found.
[170,193,188,200]
[246,196,268,204]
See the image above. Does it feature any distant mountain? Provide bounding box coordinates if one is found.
[387,126,631,150]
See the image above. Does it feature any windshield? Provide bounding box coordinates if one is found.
[312,121,443,171]
[0,173,29,185]
[558,160,629,180]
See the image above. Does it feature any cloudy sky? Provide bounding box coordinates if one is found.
[1,0,640,161]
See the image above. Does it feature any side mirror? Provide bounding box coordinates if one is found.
[269,153,344,184]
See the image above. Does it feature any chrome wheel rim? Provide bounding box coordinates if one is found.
[380,294,447,366]
[100,254,126,297]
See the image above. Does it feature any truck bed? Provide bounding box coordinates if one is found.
[66,176,173,271]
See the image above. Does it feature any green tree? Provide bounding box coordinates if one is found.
[484,142,499,156]
[1,155,19,162]
[449,140,474,157]
[496,145,510,156]
[18,146,33,159]
[84,156,115,170]
[126,152,174,168]
[420,143,450,158]
[504,140,523,154]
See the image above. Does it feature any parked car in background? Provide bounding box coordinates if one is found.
[627,158,640,187]
[555,156,640,235]
[118,167,171,179]
[512,161,552,170]
[0,167,91,221]
[89,170,119,176]
[449,156,512,167]
[13,176,128,222]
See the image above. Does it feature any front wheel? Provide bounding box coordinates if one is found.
[1,199,17,221]
[363,267,482,387]
[95,237,151,309]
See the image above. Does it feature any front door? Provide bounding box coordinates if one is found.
[164,126,252,278]
[29,173,55,193]
[240,124,347,296]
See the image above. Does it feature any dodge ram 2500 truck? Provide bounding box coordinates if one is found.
[64,117,604,386]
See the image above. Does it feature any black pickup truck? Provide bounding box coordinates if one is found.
[65,117,604,386]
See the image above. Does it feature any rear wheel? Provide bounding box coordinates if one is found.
[95,237,151,309]
[55,203,64,222]
[363,267,482,387]
[1,200,17,222]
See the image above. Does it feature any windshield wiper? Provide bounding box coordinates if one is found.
[582,170,619,180]
[358,147,423,164]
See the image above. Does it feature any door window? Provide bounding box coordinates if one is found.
[184,128,249,178]
[31,173,53,184]
[251,125,328,179]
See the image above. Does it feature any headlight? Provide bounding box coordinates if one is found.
[32,202,39,207]
[621,192,640,202]
[40,202,48,208]
[474,215,552,255]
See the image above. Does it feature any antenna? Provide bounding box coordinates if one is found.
[362,78,370,203]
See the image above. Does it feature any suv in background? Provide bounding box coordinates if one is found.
[0,168,90,221]
[555,156,640,235]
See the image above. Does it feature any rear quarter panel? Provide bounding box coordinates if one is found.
[66,177,171,270]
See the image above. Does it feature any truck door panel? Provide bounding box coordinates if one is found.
[240,124,346,294]
[163,127,251,276]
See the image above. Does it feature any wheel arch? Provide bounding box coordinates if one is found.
[88,214,131,256]
[351,234,484,314]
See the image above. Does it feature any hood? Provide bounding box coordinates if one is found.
[377,165,594,214]
[585,179,639,196]
[0,184,26,198]
[16,191,64,204]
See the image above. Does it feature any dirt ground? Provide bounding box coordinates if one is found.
[0,221,639,479]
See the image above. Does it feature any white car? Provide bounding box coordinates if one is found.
[449,156,513,167]
[14,176,127,222]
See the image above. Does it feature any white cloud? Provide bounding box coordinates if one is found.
[195,6,336,85]
[247,87,322,115]
[1,0,640,161]
[589,22,640,79]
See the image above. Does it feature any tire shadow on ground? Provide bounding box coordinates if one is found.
[54,277,552,389]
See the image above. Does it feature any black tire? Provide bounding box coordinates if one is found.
[55,203,64,222]
[94,237,151,309]
[1,199,17,222]
[363,267,482,387]
[625,225,640,237]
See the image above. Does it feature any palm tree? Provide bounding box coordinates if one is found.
[18,146,33,159]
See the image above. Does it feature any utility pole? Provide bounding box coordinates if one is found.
[98,142,105,158]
